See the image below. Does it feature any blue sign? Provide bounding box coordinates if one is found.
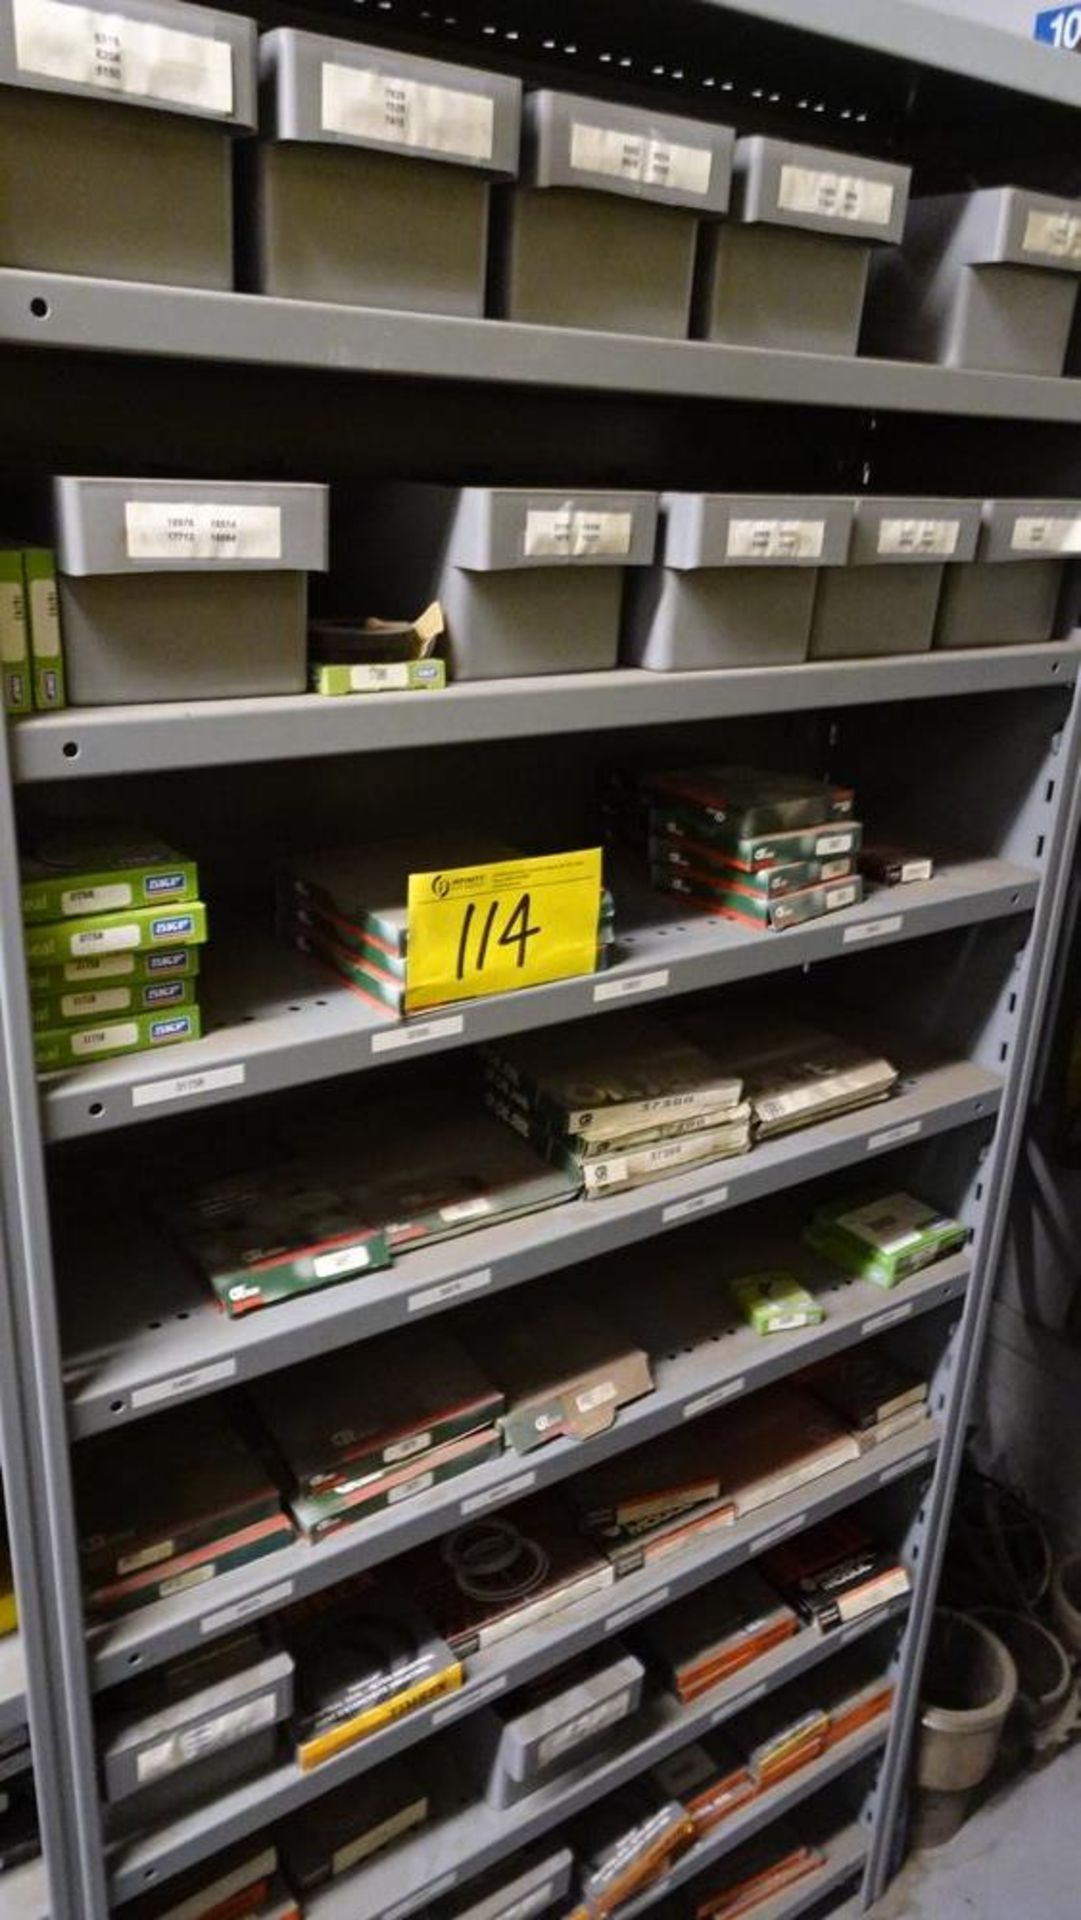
[1034,5,1081,45]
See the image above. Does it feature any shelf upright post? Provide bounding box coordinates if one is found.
[0,716,110,1920]
[864,675,1081,1902]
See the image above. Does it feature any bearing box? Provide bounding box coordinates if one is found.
[935,499,1080,649]
[28,945,200,993]
[622,494,852,672]
[53,477,328,703]
[0,549,30,717]
[20,827,198,924]
[251,29,520,313]
[31,975,196,1029]
[864,186,1081,375]
[492,90,733,337]
[35,1005,202,1070]
[24,901,207,966]
[0,0,255,287]
[694,136,910,354]
[348,485,658,679]
[475,1647,644,1807]
[809,497,982,659]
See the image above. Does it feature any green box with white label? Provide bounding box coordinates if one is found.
[0,548,30,717]
[25,902,208,968]
[35,1006,202,1072]
[311,659,446,696]
[31,977,196,1029]
[28,946,201,995]
[24,549,66,709]
[729,1269,825,1334]
[21,828,199,924]
[805,1190,967,1289]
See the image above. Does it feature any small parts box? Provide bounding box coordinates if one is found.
[809,497,981,660]
[0,0,256,286]
[493,89,734,337]
[695,135,910,355]
[53,476,329,704]
[252,29,521,313]
[935,499,1081,649]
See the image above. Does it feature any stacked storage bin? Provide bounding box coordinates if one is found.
[935,499,1081,649]
[0,0,256,286]
[809,499,982,660]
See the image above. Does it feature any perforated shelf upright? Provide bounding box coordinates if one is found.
[1,3,1081,1918]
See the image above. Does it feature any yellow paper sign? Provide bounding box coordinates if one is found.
[405,849,604,1013]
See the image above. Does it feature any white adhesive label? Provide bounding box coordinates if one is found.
[389,1470,433,1504]
[13,0,233,112]
[594,969,670,1004]
[347,663,411,691]
[160,1566,214,1598]
[440,1197,492,1224]
[755,1513,807,1554]
[371,1014,464,1054]
[0,585,24,666]
[606,1587,669,1634]
[60,882,131,915]
[862,1302,915,1338]
[877,518,961,557]
[662,1185,730,1224]
[385,1431,431,1465]
[118,1539,173,1576]
[29,577,60,659]
[312,1244,370,1281]
[538,1689,630,1766]
[432,1675,507,1726]
[1010,515,1081,554]
[60,987,129,1018]
[818,833,854,856]
[569,121,712,195]
[72,1021,137,1056]
[460,1471,536,1516]
[132,1359,237,1410]
[576,1379,618,1415]
[844,915,904,946]
[72,921,139,955]
[125,502,282,563]
[684,1376,746,1421]
[778,164,895,226]
[726,518,825,561]
[408,1268,491,1313]
[136,1691,277,1785]
[869,1120,923,1151]
[201,1582,294,1635]
[62,953,135,980]
[321,63,494,161]
[133,1064,245,1108]
[524,508,633,559]
[1022,209,1081,261]
[825,883,859,912]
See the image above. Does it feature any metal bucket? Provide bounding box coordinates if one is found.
[916,1609,1018,1792]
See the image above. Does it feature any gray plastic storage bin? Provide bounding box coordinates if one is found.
[492,90,734,337]
[864,187,1081,375]
[622,493,852,672]
[935,499,1080,649]
[0,0,255,286]
[251,30,520,313]
[695,136,910,355]
[477,1647,644,1807]
[54,476,328,704]
[347,484,658,680]
[809,497,981,659]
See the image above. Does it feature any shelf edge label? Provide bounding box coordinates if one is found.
[868,1120,922,1152]
[132,1062,245,1108]
[843,915,903,946]
[663,1184,729,1224]
[201,1580,295,1634]
[131,1358,237,1409]
[594,969,670,1005]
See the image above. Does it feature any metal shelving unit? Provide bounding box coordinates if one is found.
[2,2,1081,1918]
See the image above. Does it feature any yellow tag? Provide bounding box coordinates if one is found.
[406,849,603,1013]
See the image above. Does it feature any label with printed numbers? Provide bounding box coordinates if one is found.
[683,1376,745,1421]
[13,0,234,113]
[132,1064,245,1109]
[460,1471,535,1516]
[132,1359,238,1410]
[877,518,961,557]
[777,164,894,226]
[321,64,495,161]
[125,503,281,563]
[524,508,633,559]
[594,969,669,1005]
[371,1014,464,1055]
[726,518,825,562]
[408,1269,492,1314]
[844,915,903,947]
[662,1185,730,1225]
[569,121,713,195]
[1011,515,1081,554]
[200,1582,294,1634]
[1022,209,1081,261]
[869,1120,922,1151]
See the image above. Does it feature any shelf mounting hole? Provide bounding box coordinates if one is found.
[29,296,50,319]
[88,1100,104,1118]
[62,740,80,759]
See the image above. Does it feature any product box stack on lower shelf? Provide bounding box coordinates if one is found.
[0,3,1080,1919]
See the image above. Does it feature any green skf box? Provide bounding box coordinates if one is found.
[35,1007,202,1072]
[31,977,196,1030]
[24,550,65,711]
[0,549,30,717]
[25,903,208,968]
[311,660,446,695]
[729,1269,825,1333]
[805,1190,967,1289]
[21,828,199,924]
[28,947,201,993]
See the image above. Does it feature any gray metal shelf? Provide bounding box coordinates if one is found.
[686,1819,867,1920]
[304,1708,887,1920]
[13,646,1078,783]
[62,1097,981,1435]
[40,860,1027,1141]
[108,1569,908,1904]
[3,270,1081,423]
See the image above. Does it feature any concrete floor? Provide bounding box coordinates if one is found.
[872,1742,1081,1918]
